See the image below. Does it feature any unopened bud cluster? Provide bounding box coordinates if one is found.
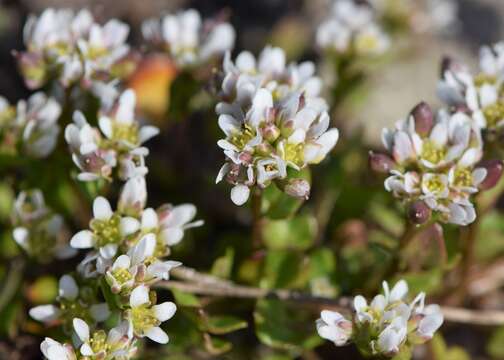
[215,46,339,205]
[317,280,443,358]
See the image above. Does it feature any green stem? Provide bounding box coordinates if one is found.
[0,258,26,313]
[385,222,421,279]
[251,189,263,249]
[459,215,480,300]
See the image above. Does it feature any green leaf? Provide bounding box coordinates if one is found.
[204,315,248,335]
[262,214,317,251]
[431,334,470,360]
[203,334,232,355]
[254,299,322,352]
[399,269,443,295]
[261,250,303,289]
[171,289,201,308]
[488,326,504,358]
[211,247,234,279]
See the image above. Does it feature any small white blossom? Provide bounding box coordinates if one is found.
[142,9,235,67]
[40,337,76,360]
[316,310,352,346]
[126,284,176,344]
[70,196,140,259]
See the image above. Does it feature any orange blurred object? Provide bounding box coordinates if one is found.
[128,54,178,125]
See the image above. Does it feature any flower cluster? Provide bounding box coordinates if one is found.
[0,93,61,158]
[316,0,390,56]
[65,89,158,182]
[438,42,504,132]
[371,101,499,225]
[317,280,443,357]
[17,8,135,90]
[216,46,339,205]
[12,189,75,262]
[142,9,235,68]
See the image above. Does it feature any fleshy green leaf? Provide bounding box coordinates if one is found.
[262,214,317,251]
[211,247,234,279]
[204,315,248,335]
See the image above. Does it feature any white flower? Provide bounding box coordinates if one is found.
[30,275,110,326]
[17,92,61,158]
[127,284,176,343]
[118,176,148,217]
[142,9,235,67]
[40,338,76,360]
[316,0,389,56]
[216,89,338,205]
[316,310,353,346]
[70,196,140,259]
[98,89,159,150]
[73,318,137,359]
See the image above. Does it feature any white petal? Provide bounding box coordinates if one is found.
[73,318,90,342]
[145,326,169,344]
[70,230,94,249]
[390,280,408,302]
[159,227,184,246]
[93,196,113,220]
[90,303,110,322]
[98,117,113,138]
[130,285,149,308]
[59,275,78,300]
[139,126,160,144]
[29,305,60,322]
[141,208,159,230]
[80,343,94,356]
[120,217,140,236]
[112,254,131,270]
[230,184,250,206]
[153,301,177,321]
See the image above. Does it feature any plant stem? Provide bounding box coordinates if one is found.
[385,222,421,279]
[251,189,263,249]
[458,215,480,301]
[0,258,26,313]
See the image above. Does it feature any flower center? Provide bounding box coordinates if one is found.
[483,101,504,128]
[230,124,255,150]
[112,122,139,146]
[130,305,160,334]
[474,73,497,87]
[424,176,446,195]
[421,140,446,165]
[283,142,305,167]
[112,267,133,285]
[90,214,122,247]
[453,167,473,188]
[90,330,110,354]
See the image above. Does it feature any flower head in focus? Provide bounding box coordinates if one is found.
[142,9,235,68]
[73,318,137,359]
[317,280,443,358]
[373,102,493,225]
[125,284,177,344]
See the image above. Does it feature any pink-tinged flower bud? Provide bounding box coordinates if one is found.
[368,151,394,173]
[478,159,503,190]
[284,178,311,200]
[408,200,431,225]
[410,102,433,136]
[261,123,281,143]
[256,142,274,156]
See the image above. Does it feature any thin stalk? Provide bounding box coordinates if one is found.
[459,215,480,301]
[251,189,263,249]
[385,222,422,279]
[0,258,26,313]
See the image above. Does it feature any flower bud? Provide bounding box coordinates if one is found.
[407,200,431,225]
[261,123,281,143]
[368,151,394,173]
[14,51,47,89]
[118,176,147,217]
[284,178,311,200]
[410,102,433,136]
[478,159,504,190]
[255,142,275,156]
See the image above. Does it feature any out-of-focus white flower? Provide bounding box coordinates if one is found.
[316,0,389,56]
[126,284,176,343]
[142,9,235,68]
[40,337,76,360]
[30,275,110,329]
[118,176,148,217]
[316,310,352,346]
[70,196,140,259]
[216,89,338,205]
[317,280,443,357]
[12,190,75,262]
[19,8,134,90]
[73,318,137,359]
[378,102,487,225]
[19,93,61,158]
